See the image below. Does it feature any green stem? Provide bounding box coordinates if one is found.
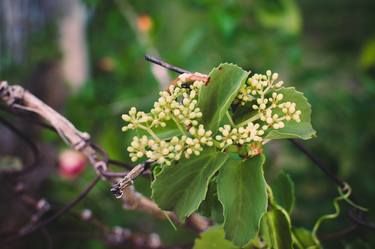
[236,113,260,127]
[172,117,189,136]
[139,124,160,141]
[311,186,352,245]
[226,111,235,126]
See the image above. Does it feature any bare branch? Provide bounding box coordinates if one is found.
[0,80,209,236]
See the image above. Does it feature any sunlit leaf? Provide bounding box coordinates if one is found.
[151,149,228,221]
[217,155,268,247]
[255,0,301,35]
[198,63,249,131]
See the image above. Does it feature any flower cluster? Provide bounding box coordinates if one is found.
[122,70,303,165]
[123,76,214,165]
[122,80,205,132]
[126,125,214,165]
[215,123,263,149]
[235,70,301,133]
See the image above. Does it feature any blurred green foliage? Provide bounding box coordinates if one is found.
[1,0,375,248]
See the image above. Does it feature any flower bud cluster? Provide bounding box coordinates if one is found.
[235,70,301,133]
[237,70,283,105]
[215,123,263,148]
[121,108,152,132]
[150,80,204,127]
[126,124,214,165]
[123,77,213,165]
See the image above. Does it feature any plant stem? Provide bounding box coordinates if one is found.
[236,113,260,127]
[139,125,160,141]
[172,117,189,136]
[226,111,235,126]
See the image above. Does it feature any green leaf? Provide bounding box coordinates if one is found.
[261,205,293,249]
[198,182,224,224]
[271,171,295,213]
[152,120,181,139]
[193,226,238,249]
[292,228,320,249]
[265,87,316,140]
[217,155,268,247]
[232,102,258,125]
[151,149,228,221]
[198,63,249,131]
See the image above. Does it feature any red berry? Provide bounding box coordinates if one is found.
[58,149,87,179]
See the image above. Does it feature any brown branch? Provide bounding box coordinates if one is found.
[0,81,209,234]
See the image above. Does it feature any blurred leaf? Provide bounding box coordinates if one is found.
[255,0,301,35]
[151,149,228,221]
[212,9,237,37]
[292,227,320,249]
[271,171,295,213]
[261,205,293,249]
[193,226,238,249]
[359,37,375,69]
[198,63,249,131]
[217,155,267,247]
[265,87,316,140]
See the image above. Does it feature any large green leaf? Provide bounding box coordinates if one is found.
[261,205,293,249]
[151,149,228,221]
[193,226,238,249]
[217,155,268,247]
[271,171,295,214]
[198,63,249,131]
[265,87,316,140]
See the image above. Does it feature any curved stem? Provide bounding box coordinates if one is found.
[139,124,161,141]
[236,113,260,127]
[226,111,235,126]
[172,116,188,136]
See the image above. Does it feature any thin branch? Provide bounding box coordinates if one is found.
[318,224,358,241]
[41,228,54,249]
[0,115,39,175]
[289,139,345,188]
[0,80,209,235]
[349,209,375,231]
[145,55,191,74]
[4,175,100,243]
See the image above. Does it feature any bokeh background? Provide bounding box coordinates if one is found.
[1,0,375,248]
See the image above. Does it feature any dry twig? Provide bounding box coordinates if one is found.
[0,80,209,236]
